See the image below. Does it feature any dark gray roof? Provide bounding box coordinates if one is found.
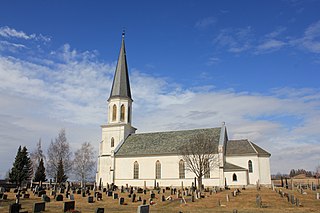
[115,128,221,156]
[109,33,132,101]
[224,162,247,172]
[226,139,271,157]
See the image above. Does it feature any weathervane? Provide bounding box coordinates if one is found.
[122,27,126,38]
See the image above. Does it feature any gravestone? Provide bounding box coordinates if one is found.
[2,194,8,200]
[95,207,104,213]
[107,191,113,197]
[0,193,3,199]
[41,194,50,202]
[69,194,75,201]
[143,199,146,205]
[50,191,56,196]
[138,196,142,202]
[82,191,86,197]
[88,196,94,203]
[132,193,136,202]
[63,201,75,212]
[137,204,149,213]
[9,203,20,213]
[316,193,320,200]
[150,193,155,199]
[77,189,81,194]
[161,195,165,202]
[256,195,262,208]
[143,189,146,195]
[56,194,63,201]
[119,197,125,205]
[113,193,118,199]
[60,188,65,194]
[217,199,221,207]
[33,202,45,213]
[233,210,238,213]
[291,195,295,204]
[97,192,103,200]
[296,198,300,207]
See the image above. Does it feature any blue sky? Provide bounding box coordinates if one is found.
[0,0,320,178]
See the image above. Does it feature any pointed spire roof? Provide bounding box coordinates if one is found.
[109,31,132,101]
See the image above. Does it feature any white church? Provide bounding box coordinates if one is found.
[96,33,271,188]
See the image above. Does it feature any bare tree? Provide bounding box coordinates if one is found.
[73,142,96,184]
[179,133,219,191]
[30,139,46,178]
[47,129,72,182]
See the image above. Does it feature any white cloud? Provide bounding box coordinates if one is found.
[256,39,286,53]
[0,26,50,42]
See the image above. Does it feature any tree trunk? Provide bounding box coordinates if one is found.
[197,176,203,192]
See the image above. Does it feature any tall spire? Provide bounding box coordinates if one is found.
[109,31,132,101]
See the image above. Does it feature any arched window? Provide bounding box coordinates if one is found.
[133,161,139,179]
[233,173,237,181]
[111,137,114,148]
[128,106,131,123]
[155,160,161,179]
[112,104,117,121]
[120,104,125,122]
[179,160,185,179]
[248,160,253,173]
[204,160,210,178]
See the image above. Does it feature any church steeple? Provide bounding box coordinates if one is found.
[109,31,132,101]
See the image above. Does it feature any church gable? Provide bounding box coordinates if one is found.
[115,128,221,157]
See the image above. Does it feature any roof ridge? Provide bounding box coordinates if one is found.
[248,140,258,154]
[134,127,221,135]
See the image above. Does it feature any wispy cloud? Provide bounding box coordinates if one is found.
[213,26,253,53]
[295,20,320,53]
[195,17,217,29]
[256,39,286,53]
[0,26,50,42]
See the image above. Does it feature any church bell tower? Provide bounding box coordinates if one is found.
[96,32,136,186]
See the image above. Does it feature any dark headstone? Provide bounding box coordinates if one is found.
[56,194,63,201]
[150,193,155,199]
[2,194,8,200]
[119,197,125,205]
[63,201,75,212]
[138,196,142,201]
[161,195,165,202]
[9,203,20,213]
[82,191,86,197]
[50,191,56,196]
[97,192,103,200]
[60,188,65,194]
[41,194,50,202]
[95,207,104,213]
[107,191,112,197]
[33,202,45,213]
[143,189,146,195]
[77,189,81,194]
[143,199,146,205]
[137,204,149,213]
[103,188,106,192]
[132,193,136,202]
[88,196,94,203]
[113,193,118,199]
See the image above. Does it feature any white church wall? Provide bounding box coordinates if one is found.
[224,171,248,187]
[96,156,112,184]
[114,155,222,187]
[226,155,260,185]
[258,157,271,185]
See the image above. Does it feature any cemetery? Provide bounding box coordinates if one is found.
[0,181,319,212]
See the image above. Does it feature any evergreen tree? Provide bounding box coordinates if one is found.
[9,146,33,186]
[56,158,68,184]
[33,158,47,182]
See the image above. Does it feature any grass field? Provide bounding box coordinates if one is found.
[0,186,319,212]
